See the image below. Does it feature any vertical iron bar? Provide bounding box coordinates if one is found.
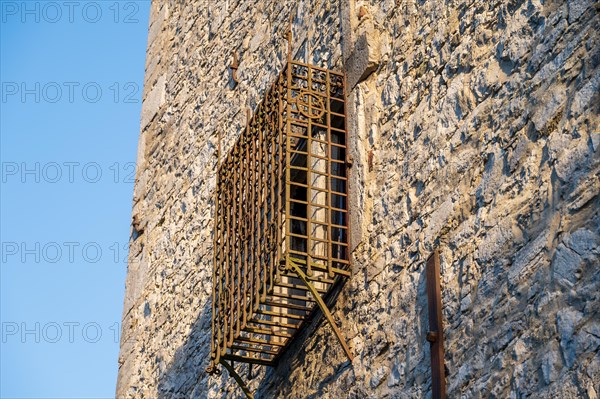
[227,156,234,347]
[223,157,231,350]
[210,144,220,367]
[268,91,277,293]
[258,108,266,302]
[426,250,446,399]
[284,48,292,271]
[306,64,313,277]
[276,72,285,284]
[237,146,244,336]
[325,69,333,277]
[342,72,351,272]
[254,125,261,312]
[249,110,257,316]
[243,112,251,329]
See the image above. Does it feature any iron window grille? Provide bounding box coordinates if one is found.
[207,57,352,398]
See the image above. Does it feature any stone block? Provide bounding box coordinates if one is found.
[345,30,381,89]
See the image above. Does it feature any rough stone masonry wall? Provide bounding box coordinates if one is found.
[117,0,600,398]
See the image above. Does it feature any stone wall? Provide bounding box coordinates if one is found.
[117,0,600,398]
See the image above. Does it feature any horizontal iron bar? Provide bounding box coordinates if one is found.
[288,122,347,135]
[256,308,307,320]
[287,232,349,246]
[231,344,280,356]
[269,291,315,302]
[273,280,328,294]
[247,317,302,330]
[223,354,274,367]
[263,301,313,312]
[279,270,337,285]
[234,335,288,347]
[287,215,348,230]
[243,324,295,338]
[289,60,344,76]
[284,255,351,276]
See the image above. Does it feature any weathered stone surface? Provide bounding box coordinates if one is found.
[117,1,600,398]
[140,74,166,131]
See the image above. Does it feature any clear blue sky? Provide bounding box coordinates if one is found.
[0,1,150,397]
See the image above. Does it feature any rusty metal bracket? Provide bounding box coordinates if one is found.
[220,359,254,399]
[287,257,354,362]
[426,250,446,399]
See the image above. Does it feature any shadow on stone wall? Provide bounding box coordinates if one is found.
[157,277,362,398]
[157,299,213,399]
[253,282,355,398]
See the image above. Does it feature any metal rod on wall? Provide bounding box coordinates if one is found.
[426,249,446,399]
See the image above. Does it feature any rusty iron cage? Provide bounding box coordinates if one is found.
[207,58,352,398]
